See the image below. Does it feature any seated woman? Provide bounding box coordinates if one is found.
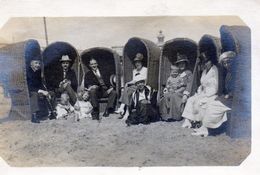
[159,54,192,121]
[181,53,231,137]
[116,53,147,119]
[218,51,236,107]
[125,77,158,126]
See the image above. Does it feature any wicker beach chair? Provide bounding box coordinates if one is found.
[123,37,161,91]
[80,47,121,111]
[42,41,81,96]
[0,39,42,120]
[220,25,251,138]
[158,38,198,102]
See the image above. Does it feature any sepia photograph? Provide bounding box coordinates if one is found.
[0,16,251,167]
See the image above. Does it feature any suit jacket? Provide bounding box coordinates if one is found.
[26,67,44,93]
[47,68,78,93]
[84,69,110,91]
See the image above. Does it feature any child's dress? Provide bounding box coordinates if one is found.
[56,103,75,119]
[76,100,93,119]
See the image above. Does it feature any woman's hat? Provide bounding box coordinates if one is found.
[60,55,72,62]
[110,74,117,87]
[170,65,179,70]
[133,53,144,62]
[219,51,236,63]
[175,53,189,64]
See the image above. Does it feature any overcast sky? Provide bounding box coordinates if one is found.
[0,16,246,51]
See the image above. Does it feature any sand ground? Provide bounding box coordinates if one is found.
[0,112,250,167]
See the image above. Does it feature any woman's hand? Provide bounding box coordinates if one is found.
[182,95,188,104]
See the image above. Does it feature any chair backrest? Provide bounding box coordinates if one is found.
[0,39,41,120]
[158,38,198,100]
[220,25,251,138]
[123,37,161,90]
[42,41,80,92]
[80,47,121,96]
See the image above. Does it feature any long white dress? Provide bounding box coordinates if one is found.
[182,65,231,128]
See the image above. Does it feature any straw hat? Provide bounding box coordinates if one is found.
[109,74,117,87]
[60,55,72,62]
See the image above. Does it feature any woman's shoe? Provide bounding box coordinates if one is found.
[182,119,192,128]
[191,126,208,137]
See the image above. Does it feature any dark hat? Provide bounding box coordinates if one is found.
[31,55,41,61]
[60,55,72,62]
[133,53,144,62]
[110,74,116,88]
[175,53,189,64]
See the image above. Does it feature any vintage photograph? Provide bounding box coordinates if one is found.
[0,16,251,166]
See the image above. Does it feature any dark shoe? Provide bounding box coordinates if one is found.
[103,110,110,117]
[31,113,40,123]
[48,111,57,120]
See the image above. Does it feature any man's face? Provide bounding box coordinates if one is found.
[136,81,145,91]
[61,61,70,70]
[134,61,143,70]
[89,59,98,71]
[30,60,41,71]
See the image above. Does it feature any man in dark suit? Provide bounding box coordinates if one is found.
[26,57,55,123]
[50,55,78,106]
[84,58,117,120]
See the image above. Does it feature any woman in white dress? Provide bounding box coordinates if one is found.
[182,53,231,137]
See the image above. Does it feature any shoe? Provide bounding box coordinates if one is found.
[103,110,110,117]
[182,119,192,128]
[48,112,57,120]
[31,113,40,123]
[191,126,208,137]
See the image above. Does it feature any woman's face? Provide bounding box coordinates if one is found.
[134,61,143,70]
[177,62,186,71]
[204,60,213,71]
[222,58,232,70]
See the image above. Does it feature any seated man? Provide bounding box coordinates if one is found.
[26,56,56,123]
[84,58,117,120]
[51,55,78,106]
[125,77,158,126]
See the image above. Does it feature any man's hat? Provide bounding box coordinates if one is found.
[175,53,189,64]
[60,55,72,62]
[219,51,236,63]
[109,74,117,88]
[30,55,41,61]
[133,53,144,62]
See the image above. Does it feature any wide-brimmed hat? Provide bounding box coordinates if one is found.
[60,55,72,62]
[175,53,189,64]
[133,53,144,62]
[134,76,146,84]
[109,74,116,87]
[219,51,236,63]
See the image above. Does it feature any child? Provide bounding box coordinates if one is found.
[74,90,93,120]
[56,92,75,119]
[163,65,185,94]
[125,78,158,126]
